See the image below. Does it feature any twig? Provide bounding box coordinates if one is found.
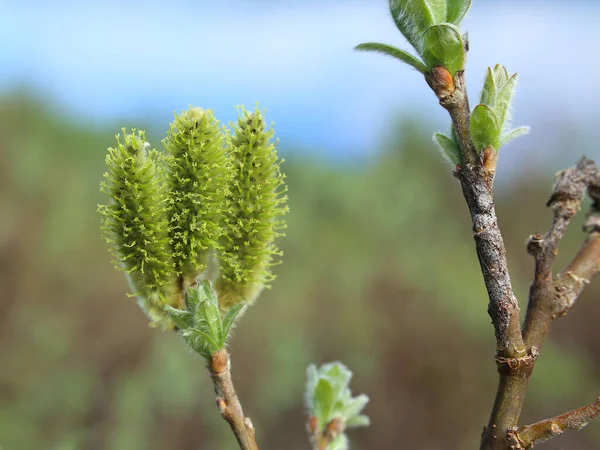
[523,157,600,349]
[428,68,526,361]
[429,67,527,449]
[428,69,600,450]
[209,349,259,450]
[510,397,600,449]
[307,416,344,450]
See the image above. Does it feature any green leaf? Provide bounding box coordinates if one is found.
[345,414,371,428]
[389,0,442,52]
[480,67,496,106]
[313,378,335,429]
[329,434,349,450]
[183,328,219,359]
[492,64,508,87]
[184,285,200,313]
[433,132,461,165]
[355,42,428,74]
[322,362,353,389]
[164,306,193,330]
[195,297,222,345]
[495,73,518,129]
[446,0,471,25]
[470,104,500,153]
[305,364,319,409]
[344,394,369,418]
[421,24,465,75]
[222,303,245,341]
[500,127,530,146]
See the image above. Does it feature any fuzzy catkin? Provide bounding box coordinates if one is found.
[216,107,288,310]
[98,129,176,325]
[163,107,232,282]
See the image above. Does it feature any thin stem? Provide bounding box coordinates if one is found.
[308,417,344,450]
[511,397,600,449]
[523,158,600,349]
[209,349,259,450]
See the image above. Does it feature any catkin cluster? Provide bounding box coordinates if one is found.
[98,106,287,326]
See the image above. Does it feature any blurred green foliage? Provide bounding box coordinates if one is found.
[1,93,599,449]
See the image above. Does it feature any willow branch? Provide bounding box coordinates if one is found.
[210,349,259,450]
[523,157,600,350]
[428,68,528,450]
[510,397,600,449]
[428,68,525,360]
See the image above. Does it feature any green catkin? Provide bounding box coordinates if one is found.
[163,107,232,282]
[217,107,288,310]
[98,129,176,326]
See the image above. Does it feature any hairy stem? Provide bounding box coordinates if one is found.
[210,349,259,450]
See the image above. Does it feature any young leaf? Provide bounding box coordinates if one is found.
[164,306,193,330]
[447,0,471,25]
[389,0,439,52]
[345,414,371,428]
[344,394,370,418]
[305,364,319,410]
[329,434,349,450]
[322,362,353,389]
[421,23,465,75]
[470,104,500,153]
[495,74,518,129]
[433,132,462,165]
[222,303,246,340]
[313,378,335,429]
[354,42,428,74]
[492,64,508,87]
[500,126,530,146]
[480,67,497,106]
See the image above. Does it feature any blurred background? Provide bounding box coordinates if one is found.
[2,0,600,449]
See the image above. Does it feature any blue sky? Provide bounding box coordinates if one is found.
[2,0,600,170]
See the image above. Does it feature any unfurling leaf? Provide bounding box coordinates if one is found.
[495,73,518,130]
[355,42,428,74]
[389,0,440,51]
[476,65,528,151]
[470,104,500,153]
[480,67,497,106]
[314,378,335,430]
[305,362,370,445]
[446,0,472,25]
[500,126,530,146]
[170,281,245,360]
[421,23,465,76]
[434,132,462,165]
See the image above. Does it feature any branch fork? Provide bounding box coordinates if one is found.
[428,63,600,449]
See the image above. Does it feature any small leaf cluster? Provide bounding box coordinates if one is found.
[217,106,289,310]
[99,106,287,328]
[434,65,529,165]
[165,280,245,360]
[356,0,472,75]
[471,65,530,154]
[306,362,370,450]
